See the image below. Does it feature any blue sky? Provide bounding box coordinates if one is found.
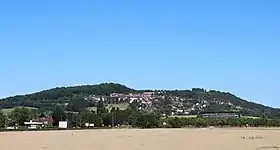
[0,0,279,107]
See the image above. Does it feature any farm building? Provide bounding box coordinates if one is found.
[37,116,53,126]
[24,120,43,129]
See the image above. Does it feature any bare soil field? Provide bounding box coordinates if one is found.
[0,128,280,150]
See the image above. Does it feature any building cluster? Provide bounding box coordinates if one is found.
[83,92,243,117]
[110,92,155,106]
[110,92,154,99]
[6,116,54,130]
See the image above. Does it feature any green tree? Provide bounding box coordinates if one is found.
[168,117,182,128]
[67,96,89,112]
[136,112,160,128]
[52,106,66,126]
[79,110,102,127]
[0,111,7,128]
[228,119,241,127]
[97,100,107,116]
[29,109,39,120]
[9,107,30,126]
[126,107,138,126]
[67,113,80,127]
[97,100,111,126]
[114,109,131,125]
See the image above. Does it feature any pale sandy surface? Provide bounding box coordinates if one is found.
[1,128,280,150]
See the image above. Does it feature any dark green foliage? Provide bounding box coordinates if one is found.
[163,117,280,128]
[67,96,89,112]
[0,111,6,128]
[79,110,103,127]
[9,107,30,126]
[0,83,134,109]
[168,117,183,128]
[97,100,107,116]
[136,112,160,128]
[113,107,133,125]
[1,105,280,129]
[52,106,66,126]
[66,113,80,128]
[0,82,280,120]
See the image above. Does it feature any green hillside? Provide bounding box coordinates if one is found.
[0,82,279,119]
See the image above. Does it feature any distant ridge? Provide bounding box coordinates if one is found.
[0,82,279,119]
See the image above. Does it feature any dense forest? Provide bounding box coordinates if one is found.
[0,83,134,110]
[0,83,279,119]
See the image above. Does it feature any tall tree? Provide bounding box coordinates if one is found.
[9,107,30,126]
[79,110,102,127]
[97,100,107,116]
[136,112,160,128]
[52,106,66,126]
[0,111,6,128]
[67,96,89,112]
[67,113,80,128]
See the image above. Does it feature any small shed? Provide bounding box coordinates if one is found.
[58,121,68,129]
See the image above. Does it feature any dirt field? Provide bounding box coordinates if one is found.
[0,128,280,150]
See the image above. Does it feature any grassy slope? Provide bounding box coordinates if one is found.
[1,107,38,115]
[87,103,129,112]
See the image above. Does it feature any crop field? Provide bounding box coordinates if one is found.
[1,106,38,115]
[0,128,280,150]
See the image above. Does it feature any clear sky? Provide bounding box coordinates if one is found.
[0,0,279,107]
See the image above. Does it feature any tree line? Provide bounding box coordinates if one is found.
[0,101,160,129]
[1,101,280,129]
[164,117,280,128]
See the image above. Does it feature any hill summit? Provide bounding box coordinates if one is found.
[0,83,279,118]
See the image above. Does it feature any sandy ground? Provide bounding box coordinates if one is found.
[0,128,280,150]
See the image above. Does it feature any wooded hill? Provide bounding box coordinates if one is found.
[0,83,279,119]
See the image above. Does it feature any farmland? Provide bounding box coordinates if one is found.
[1,106,38,115]
[87,103,129,112]
[0,128,280,150]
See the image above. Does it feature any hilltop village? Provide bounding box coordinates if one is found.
[84,91,237,116]
[1,83,279,130]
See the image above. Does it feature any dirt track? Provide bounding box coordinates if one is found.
[0,128,280,150]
